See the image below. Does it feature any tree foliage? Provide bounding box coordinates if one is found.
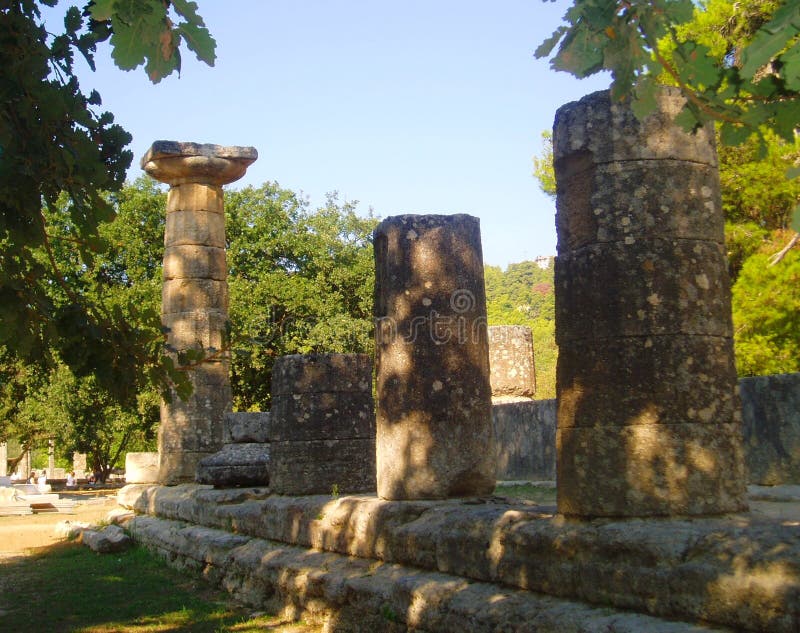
[732,239,800,376]
[485,260,557,399]
[0,178,378,466]
[0,1,215,408]
[226,185,377,411]
[536,0,800,232]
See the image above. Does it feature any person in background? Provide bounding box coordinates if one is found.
[66,471,76,487]
[28,471,36,484]
[37,470,48,492]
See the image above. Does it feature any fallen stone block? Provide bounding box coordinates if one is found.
[54,520,92,540]
[195,443,270,487]
[81,524,133,554]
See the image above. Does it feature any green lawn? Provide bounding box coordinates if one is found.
[494,482,557,505]
[0,542,318,632]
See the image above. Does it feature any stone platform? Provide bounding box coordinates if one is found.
[118,484,799,632]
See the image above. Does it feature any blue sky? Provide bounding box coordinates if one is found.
[72,1,609,268]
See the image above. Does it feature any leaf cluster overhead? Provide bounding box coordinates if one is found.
[536,0,800,232]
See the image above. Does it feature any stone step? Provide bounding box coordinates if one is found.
[128,514,729,632]
[118,484,800,632]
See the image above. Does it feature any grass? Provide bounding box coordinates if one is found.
[494,482,557,505]
[0,542,318,632]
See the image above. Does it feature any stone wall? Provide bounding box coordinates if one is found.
[492,399,555,481]
[493,373,800,485]
[740,372,800,485]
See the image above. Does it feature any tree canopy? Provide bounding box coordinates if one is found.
[0,0,215,406]
[537,0,800,233]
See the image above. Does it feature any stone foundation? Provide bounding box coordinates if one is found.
[119,484,800,632]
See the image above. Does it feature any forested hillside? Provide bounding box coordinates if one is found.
[484,260,556,399]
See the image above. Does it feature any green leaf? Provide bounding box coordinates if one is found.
[552,25,604,77]
[89,0,116,22]
[720,122,753,147]
[535,26,567,59]
[64,6,82,34]
[171,0,203,23]
[631,76,659,121]
[673,103,703,133]
[740,3,800,81]
[779,44,800,91]
[792,204,800,233]
[176,21,216,66]
[786,166,800,179]
[109,1,164,71]
[663,0,695,25]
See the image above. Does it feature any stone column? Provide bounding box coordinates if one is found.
[0,442,7,477]
[142,141,257,485]
[73,452,87,479]
[553,88,747,517]
[488,325,536,400]
[47,439,55,479]
[374,214,496,499]
[18,451,30,480]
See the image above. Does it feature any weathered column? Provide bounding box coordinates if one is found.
[142,141,257,484]
[73,452,87,479]
[47,439,55,479]
[553,89,747,517]
[374,214,496,499]
[488,325,536,400]
[0,442,7,477]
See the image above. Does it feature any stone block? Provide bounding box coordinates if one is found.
[163,245,227,280]
[741,372,800,485]
[269,438,376,495]
[556,422,748,516]
[492,399,556,480]
[81,525,132,553]
[142,141,258,187]
[555,239,732,342]
[223,412,271,444]
[157,450,210,485]
[167,182,223,214]
[555,162,724,251]
[270,392,375,442]
[125,452,160,484]
[162,310,229,351]
[195,443,270,487]
[557,335,739,428]
[553,88,717,167]
[271,354,372,396]
[165,209,225,248]
[488,325,536,398]
[162,279,228,314]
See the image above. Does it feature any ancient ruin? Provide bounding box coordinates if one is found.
[269,354,375,495]
[142,141,257,485]
[488,325,536,400]
[103,102,800,631]
[373,214,496,500]
[196,412,271,487]
[553,88,748,516]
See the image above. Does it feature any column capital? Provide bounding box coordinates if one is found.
[142,141,258,186]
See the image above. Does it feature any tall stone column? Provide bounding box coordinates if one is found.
[374,214,496,500]
[142,141,257,485]
[47,439,55,479]
[553,89,747,517]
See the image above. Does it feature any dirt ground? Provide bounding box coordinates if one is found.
[0,490,119,559]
